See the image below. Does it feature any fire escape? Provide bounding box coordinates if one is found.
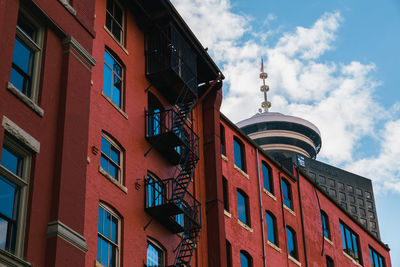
[144,23,201,266]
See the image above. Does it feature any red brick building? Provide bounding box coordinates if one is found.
[0,0,391,266]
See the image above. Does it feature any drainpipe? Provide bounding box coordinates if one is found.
[278,172,290,267]
[296,167,309,267]
[255,149,267,267]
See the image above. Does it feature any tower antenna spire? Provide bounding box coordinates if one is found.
[260,58,271,112]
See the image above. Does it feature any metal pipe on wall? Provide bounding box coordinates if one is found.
[255,148,267,267]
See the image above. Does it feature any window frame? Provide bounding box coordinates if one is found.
[240,250,252,267]
[320,210,331,240]
[146,238,165,267]
[100,133,124,185]
[369,246,385,267]
[286,226,298,260]
[105,0,125,45]
[262,161,273,194]
[97,203,121,267]
[340,220,362,264]
[281,178,293,210]
[10,10,43,103]
[220,124,226,155]
[265,210,278,246]
[0,135,31,257]
[233,136,246,172]
[237,189,250,226]
[103,49,124,110]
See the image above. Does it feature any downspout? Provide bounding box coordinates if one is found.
[255,149,267,267]
[295,167,309,267]
[278,172,290,267]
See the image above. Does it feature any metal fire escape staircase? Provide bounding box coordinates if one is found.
[144,23,201,267]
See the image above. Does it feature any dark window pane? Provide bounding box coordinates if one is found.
[262,162,271,192]
[240,252,249,267]
[17,15,36,40]
[234,138,243,170]
[114,4,123,25]
[1,147,23,176]
[13,37,33,74]
[111,217,117,242]
[237,191,248,225]
[266,212,276,244]
[104,212,111,239]
[112,24,121,42]
[106,0,113,12]
[106,15,112,31]
[282,180,292,209]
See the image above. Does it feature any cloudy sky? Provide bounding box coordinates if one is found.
[171,0,400,264]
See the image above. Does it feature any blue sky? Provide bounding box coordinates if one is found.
[172,0,400,265]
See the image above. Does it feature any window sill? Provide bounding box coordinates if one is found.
[263,188,276,201]
[58,0,76,16]
[342,251,362,267]
[0,249,32,267]
[288,255,301,267]
[267,240,281,253]
[224,210,232,218]
[101,92,128,120]
[233,164,249,179]
[103,25,129,56]
[283,204,296,216]
[7,82,44,117]
[98,166,128,194]
[237,219,253,233]
[221,154,228,162]
[324,236,334,246]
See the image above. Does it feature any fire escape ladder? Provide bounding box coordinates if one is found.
[174,228,201,267]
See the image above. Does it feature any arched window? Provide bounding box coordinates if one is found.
[103,49,124,108]
[281,178,293,210]
[147,238,165,267]
[286,226,298,259]
[233,137,246,172]
[240,250,252,267]
[262,161,273,193]
[266,211,278,246]
[100,133,123,184]
[320,210,330,239]
[237,189,250,226]
[97,203,121,266]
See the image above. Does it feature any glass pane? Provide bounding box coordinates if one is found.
[97,236,102,262]
[262,163,270,191]
[109,244,115,267]
[112,86,121,108]
[237,191,247,224]
[101,238,109,266]
[112,24,121,42]
[345,228,353,251]
[110,146,119,164]
[17,15,36,40]
[13,37,33,74]
[0,217,9,250]
[234,139,242,169]
[113,60,121,76]
[373,250,379,267]
[104,212,111,239]
[340,223,346,249]
[105,15,112,31]
[114,4,123,25]
[103,65,112,99]
[147,243,160,266]
[352,233,358,255]
[109,163,117,179]
[106,0,113,13]
[98,206,104,233]
[266,212,275,244]
[104,51,114,67]
[1,147,23,176]
[240,252,249,267]
[286,228,294,255]
[378,256,384,267]
[0,176,17,219]
[101,156,109,173]
[10,67,25,92]
[111,216,117,242]
[101,137,110,156]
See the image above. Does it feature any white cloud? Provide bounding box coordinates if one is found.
[171,0,400,193]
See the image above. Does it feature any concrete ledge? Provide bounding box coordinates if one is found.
[237,219,253,233]
[58,0,76,16]
[2,116,40,153]
[0,249,32,267]
[101,93,128,120]
[283,204,296,216]
[267,240,281,253]
[324,236,334,246]
[234,164,249,179]
[221,154,228,162]
[342,251,363,267]
[99,167,128,194]
[46,220,88,252]
[288,255,301,266]
[7,82,44,117]
[263,188,277,201]
[224,210,232,218]
[63,36,96,67]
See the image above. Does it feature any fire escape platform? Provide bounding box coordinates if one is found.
[146,131,183,165]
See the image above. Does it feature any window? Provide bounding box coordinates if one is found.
[10,11,42,101]
[240,250,252,267]
[100,134,123,183]
[0,136,31,256]
[148,93,163,136]
[146,173,163,208]
[286,226,298,259]
[281,179,293,210]
[262,161,273,193]
[326,255,334,267]
[340,221,361,263]
[266,211,278,246]
[97,204,120,267]
[103,50,123,108]
[233,137,246,171]
[321,211,330,239]
[147,239,165,267]
[105,0,124,43]
[226,240,232,267]
[220,124,226,155]
[369,246,385,267]
[237,189,249,226]
[223,176,229,211]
